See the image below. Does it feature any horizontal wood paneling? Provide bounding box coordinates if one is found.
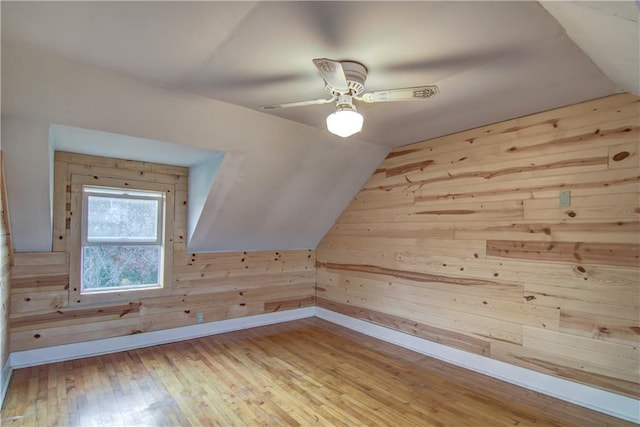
[10,152,315,351]
[317,93,640,398]
[1,152,11,376]
[486,240,639,267]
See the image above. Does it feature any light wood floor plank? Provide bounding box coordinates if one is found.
[1,318,632,426]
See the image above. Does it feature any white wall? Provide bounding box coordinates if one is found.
[188,152,225,244]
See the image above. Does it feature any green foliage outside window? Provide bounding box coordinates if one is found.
[82,245,161,290]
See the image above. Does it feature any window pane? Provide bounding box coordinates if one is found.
[87,196,159,242]
[82,245,161,291]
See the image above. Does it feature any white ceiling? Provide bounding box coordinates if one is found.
[1,1,636,253]
[3,1,633,147]
[540,1,639,96]
[50,125,221,167]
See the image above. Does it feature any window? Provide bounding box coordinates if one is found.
[81,186,165,293]
[68,174,175,305]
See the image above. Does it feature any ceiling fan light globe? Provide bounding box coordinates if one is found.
[326,110,364,138]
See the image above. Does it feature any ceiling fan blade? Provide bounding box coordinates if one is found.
[261,97,335,110]
[312,58,349,93]
[358,85,439,103]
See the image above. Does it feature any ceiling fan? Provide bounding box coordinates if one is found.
[261,58,439,137]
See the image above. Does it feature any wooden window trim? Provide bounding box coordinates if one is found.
[69,174,174,305]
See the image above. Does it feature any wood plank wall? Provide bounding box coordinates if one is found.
[1,153,12,374]
[317,93,640,398]
[9,152,315,352]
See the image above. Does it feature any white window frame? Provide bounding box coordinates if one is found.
[69,175,174,305]
[80,186,165,294]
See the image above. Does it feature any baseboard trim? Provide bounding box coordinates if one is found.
[9,307,316,369]
[316,307,639,424]
[0,359,12,410]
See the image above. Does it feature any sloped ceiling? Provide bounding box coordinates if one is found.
[541,1,639,96]
[1,1,634,253]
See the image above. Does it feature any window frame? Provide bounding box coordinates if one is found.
[69,174,174,305]
[80,185,165,294]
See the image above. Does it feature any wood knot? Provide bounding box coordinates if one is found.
[612,151,630,162]
[523,295,536,302]
[566,210,577,218]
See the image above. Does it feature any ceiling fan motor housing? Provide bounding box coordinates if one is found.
[324,61,368,96]
[342,61,367,95]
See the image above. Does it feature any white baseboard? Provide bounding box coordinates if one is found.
[9,307,316,369]
[0,359,12,410]
[316,307,640,424]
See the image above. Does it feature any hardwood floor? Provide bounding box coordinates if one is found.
[1,318,632,426]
